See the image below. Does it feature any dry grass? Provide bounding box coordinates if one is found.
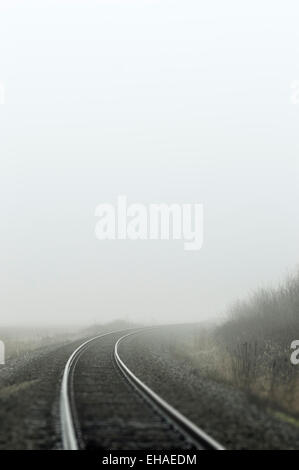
[171,271,299,416]
[0,326,79,362]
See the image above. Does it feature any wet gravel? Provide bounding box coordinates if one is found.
[73,331,192,450]
[118,326,299,450]
[0,339,85,449]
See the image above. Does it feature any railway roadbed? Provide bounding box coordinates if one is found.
[69,331,194,449]
[1,325,299,450]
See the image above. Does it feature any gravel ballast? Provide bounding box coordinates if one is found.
[0,339,85,449]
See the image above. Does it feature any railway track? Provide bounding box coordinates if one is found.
[60,329,224,450]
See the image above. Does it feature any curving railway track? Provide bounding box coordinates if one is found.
[60,329,224,451]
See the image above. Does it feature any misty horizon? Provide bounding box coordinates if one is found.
[1,1,299,327]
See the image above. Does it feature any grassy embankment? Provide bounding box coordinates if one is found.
[171,271,299,416]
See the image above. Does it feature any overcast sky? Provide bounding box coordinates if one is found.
[0,1,299,326]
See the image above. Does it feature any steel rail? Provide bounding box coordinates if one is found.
[114,331,224,450]
[60,329,136,450]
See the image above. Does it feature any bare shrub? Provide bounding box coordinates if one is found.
[214,271,299,413]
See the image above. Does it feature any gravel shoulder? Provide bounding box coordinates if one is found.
[0,339,85,449]
[119,326,299,450]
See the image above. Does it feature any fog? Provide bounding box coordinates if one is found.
[0,1,298,326]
